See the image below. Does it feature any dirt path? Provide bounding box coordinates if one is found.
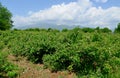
[7,55,76,78]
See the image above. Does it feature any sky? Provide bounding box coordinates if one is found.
[0,0,120,30]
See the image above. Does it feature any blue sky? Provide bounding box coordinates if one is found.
[0,0,120,29]
[0,0,77,16]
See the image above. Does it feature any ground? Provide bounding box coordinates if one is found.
[7,55,76,78]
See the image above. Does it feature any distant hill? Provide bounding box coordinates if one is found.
[13,22,82,30]
[13,22,114,31]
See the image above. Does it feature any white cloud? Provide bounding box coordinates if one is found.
[13,0,120,30]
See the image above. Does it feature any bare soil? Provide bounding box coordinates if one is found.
[7,55,76,78]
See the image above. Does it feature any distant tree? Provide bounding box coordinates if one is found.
[25,28,40,31]
[95,27,100,31]
[95,27,100,30]
[114,23,120,33]
[95,27,112,33]
[47,28,59,32]
[100,27,112,33]
[62,28,68,32]
[82,27,94,33]
[0,3,13,30]
[47,28,52,32]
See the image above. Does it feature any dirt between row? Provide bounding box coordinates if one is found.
[7,55,76,78]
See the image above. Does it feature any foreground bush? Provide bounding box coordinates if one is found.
[0,52,18,78]
[0,29,120,77]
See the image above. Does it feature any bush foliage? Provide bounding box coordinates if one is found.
[0,27,120,77]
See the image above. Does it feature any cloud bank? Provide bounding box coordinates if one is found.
[13,0,120,30]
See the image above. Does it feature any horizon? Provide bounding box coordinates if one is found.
[0,0,120,30]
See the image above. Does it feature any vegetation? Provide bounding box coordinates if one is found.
[0,2,120,78]
[0,3,13,30]
[0,51,18,78]
[114,23,120,33]
[0,26,120,77]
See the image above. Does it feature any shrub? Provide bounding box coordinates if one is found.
[0,52,18,77]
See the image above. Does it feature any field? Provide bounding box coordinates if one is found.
[0,27,120,78]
